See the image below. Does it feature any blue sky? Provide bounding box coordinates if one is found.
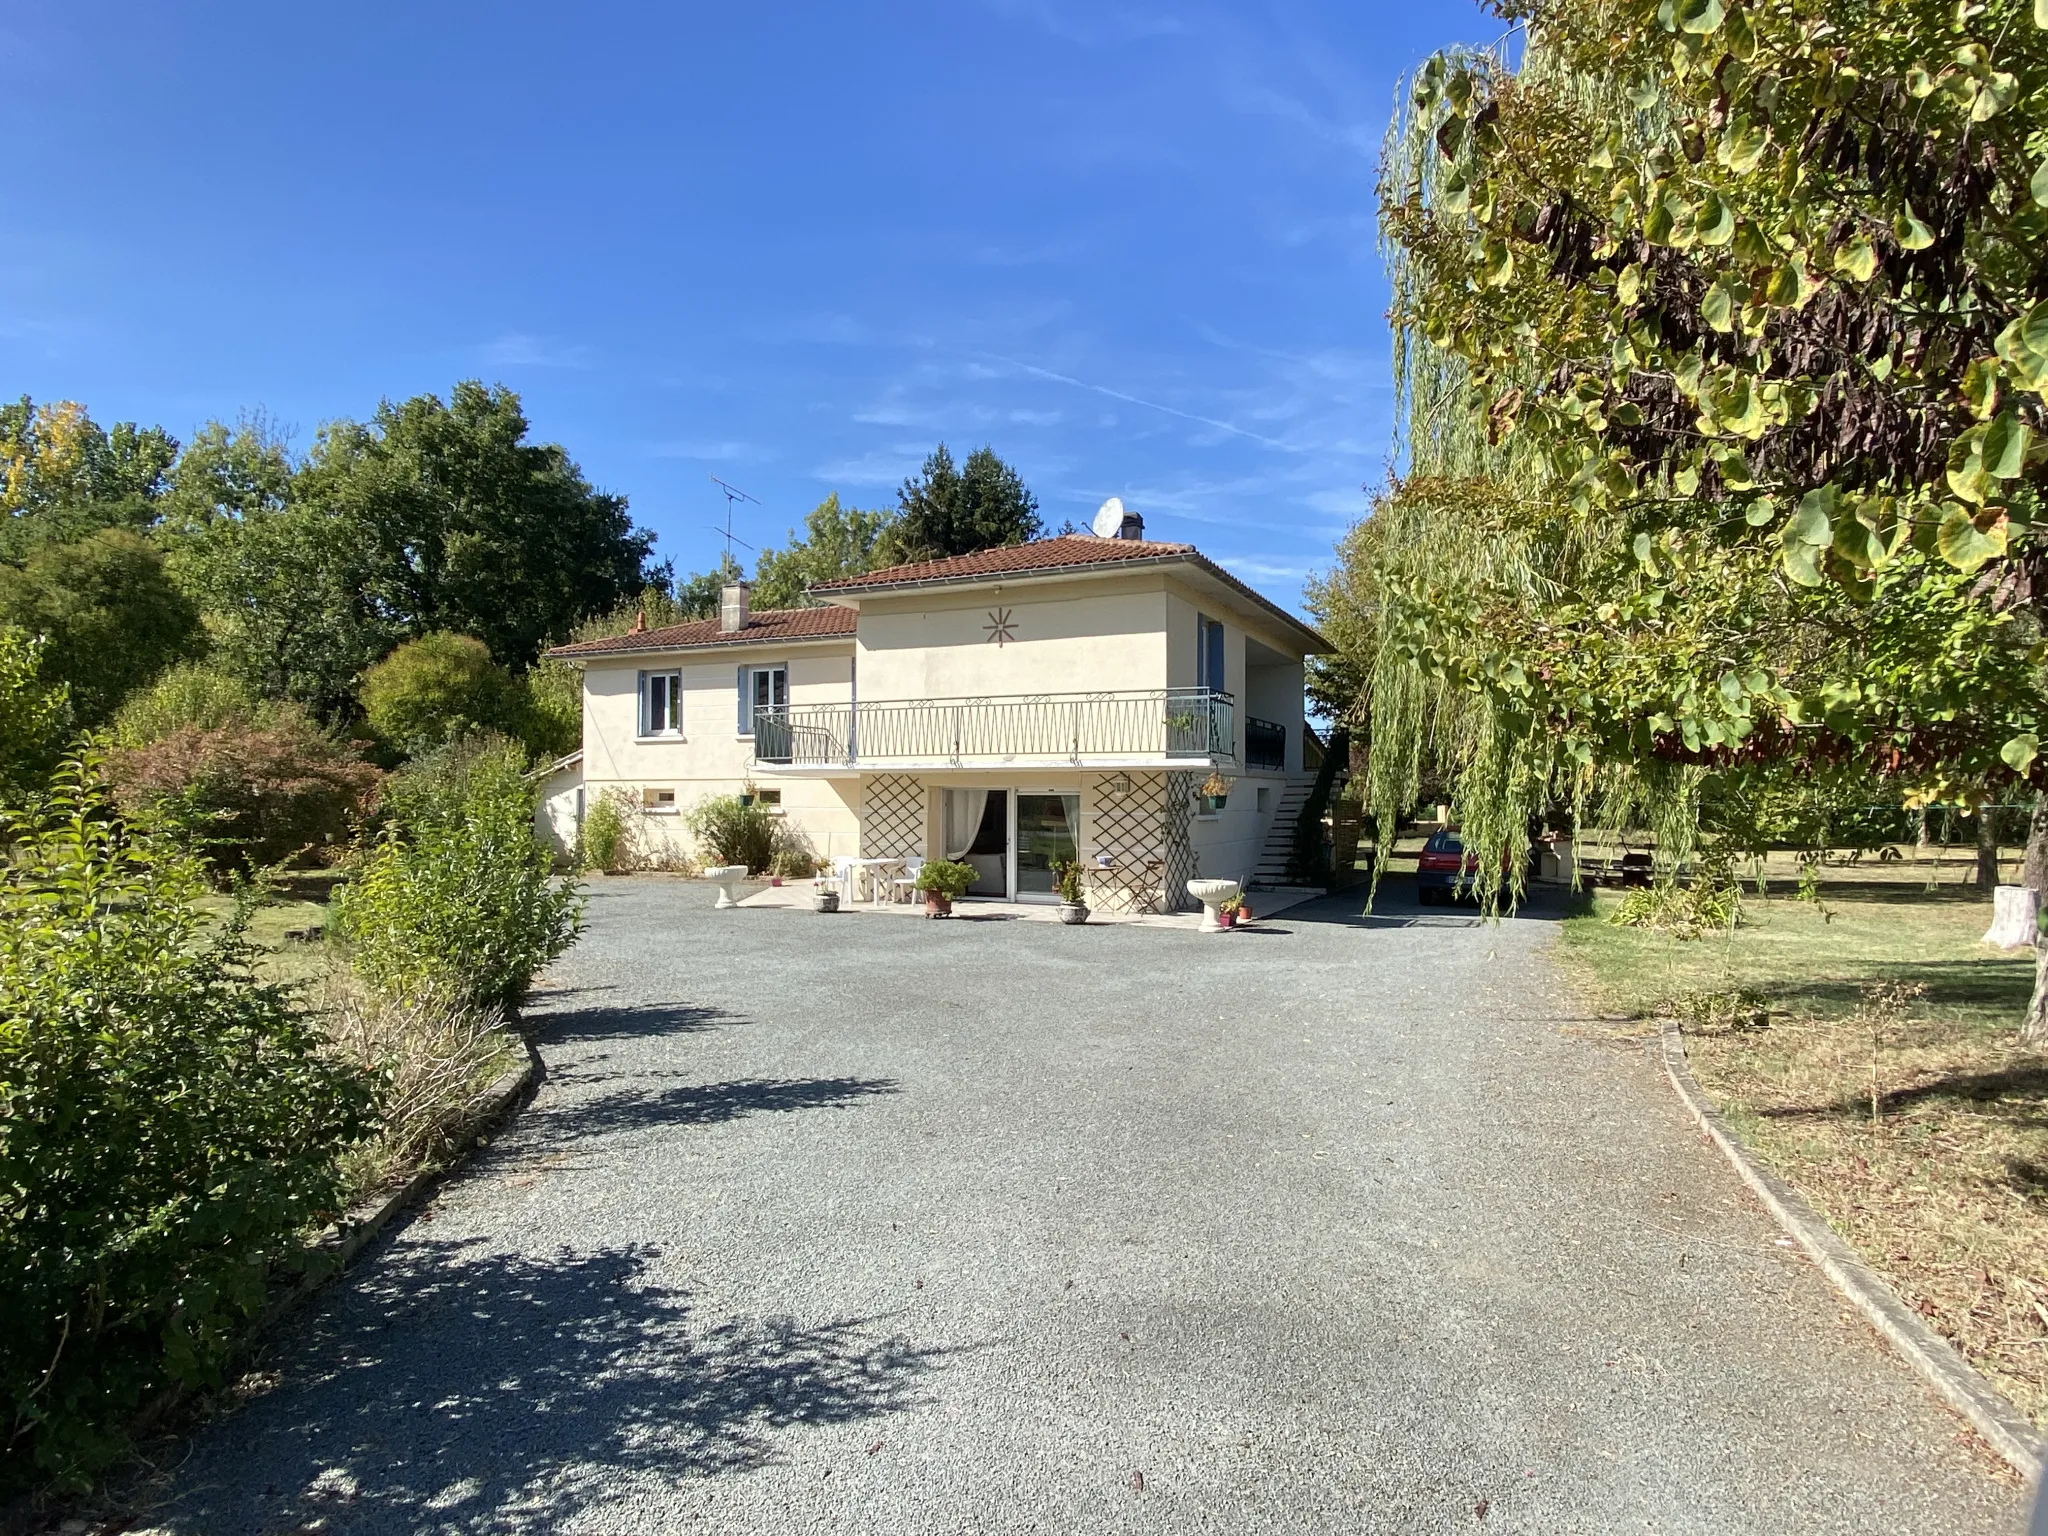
[1,2,1491,614]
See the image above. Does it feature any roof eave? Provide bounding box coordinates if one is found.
[544,632,856,664]
[811,551,1332,656]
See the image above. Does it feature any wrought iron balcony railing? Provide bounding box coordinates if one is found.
[1245,716,1286,772]
[752,688,1235,769]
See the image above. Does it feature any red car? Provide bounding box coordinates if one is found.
[1414,827,1515,904]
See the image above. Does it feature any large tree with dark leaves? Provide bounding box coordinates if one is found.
[892,444,1040,561]
[297,382,655,667]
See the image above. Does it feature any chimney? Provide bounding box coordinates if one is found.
[1118,510,1144,541]
[630,607,646,634]
[719,580,750,633]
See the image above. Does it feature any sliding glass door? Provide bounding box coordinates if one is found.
[1014,792,1080,901]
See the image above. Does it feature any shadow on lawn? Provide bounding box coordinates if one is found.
[532,1077,900,1140]
[146,1239,946,1534]
[1765,958,2035,1020]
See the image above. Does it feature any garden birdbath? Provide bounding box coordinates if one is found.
[705,866,749,909]
[1186,877,1241,933]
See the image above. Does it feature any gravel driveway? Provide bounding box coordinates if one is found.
[139,879,2023,1534]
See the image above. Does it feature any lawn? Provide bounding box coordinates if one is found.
[195,871,344,989]
[1558,870,2048,1431]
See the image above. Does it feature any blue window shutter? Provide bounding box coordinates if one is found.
[737,665,748,733]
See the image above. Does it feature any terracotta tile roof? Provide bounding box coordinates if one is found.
[810,534,1331,652]
[546,604,857,659]
[810,535,1197,591]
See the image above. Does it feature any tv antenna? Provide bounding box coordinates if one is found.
[708,475,759,562]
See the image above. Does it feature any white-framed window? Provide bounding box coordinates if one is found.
[753,788,782,807]
[1197,615,1226,692]
[639,670,683,737]
[737,663,787,735]
[641,787,677,814]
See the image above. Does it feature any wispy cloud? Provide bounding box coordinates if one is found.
[811,447,926,489]
[647,439,771,463]
[978,352,1302,452]
[476,332,595,369]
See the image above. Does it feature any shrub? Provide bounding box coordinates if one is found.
[359,632,520,757]
[334,736,583,1011]
[578,786,632,872]
[1607,879,1741,940]
[103,705,380,874]
[684,792,775,873]
[0,761,378,1492]
[767,820,817,879]
[108,661,258,748]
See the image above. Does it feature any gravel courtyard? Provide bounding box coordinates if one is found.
[140,878,2023,1534]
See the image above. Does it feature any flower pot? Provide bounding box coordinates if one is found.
[770,876,783,887]
[1236,901,1253,923]
[1058,902,1089,925]
[811,890,839,913]
[1218,909,1236,928]
[922,891,953,918]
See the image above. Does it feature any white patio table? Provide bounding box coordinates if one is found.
[847,858,903,906]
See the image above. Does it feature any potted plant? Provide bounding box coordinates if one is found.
[1234,893,1253,923]
[913,857,976,917]
[1217,894,1240,928]
[1053,860,1089,925]
[1198,770,1231,814]
[810,859,839,913]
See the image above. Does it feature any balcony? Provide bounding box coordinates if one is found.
[1245,716,1285,772]
[752,688,1236,771]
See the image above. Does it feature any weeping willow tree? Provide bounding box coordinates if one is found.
[1355,0,2048,1028]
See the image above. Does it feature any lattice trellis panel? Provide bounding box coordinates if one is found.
[1162,772,1199,911]
[859,775,926,860]
[1081,772,1174,914]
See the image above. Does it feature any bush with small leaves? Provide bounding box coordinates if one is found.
[0,761,378,1492]
[684,792,776,874]
[334,736,583,1011]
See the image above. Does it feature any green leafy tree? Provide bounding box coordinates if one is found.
[0,529,200,727]
[0,626,68,798]
[298,382,655,666]
[359,632,520,757]
[892,444,1040,561]
[1356,0,2048,1036]
[0,397,178,561]
[751,493,900,609]
[170,498,394,723]
[0,760,377,1490]
[157,414,295,539]
[672,551,745,621]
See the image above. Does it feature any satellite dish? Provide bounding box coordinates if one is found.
[1090,497,1126,539]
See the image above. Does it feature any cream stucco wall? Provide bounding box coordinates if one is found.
[851,574,1171,700]
[563,563,1316,877]
[576,640,861,862]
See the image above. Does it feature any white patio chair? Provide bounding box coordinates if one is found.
[891,856,925,904]
[830,856,859,903]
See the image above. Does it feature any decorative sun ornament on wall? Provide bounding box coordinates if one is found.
[983,607,1017,647]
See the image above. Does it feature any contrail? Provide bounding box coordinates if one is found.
[979,353,1301,453]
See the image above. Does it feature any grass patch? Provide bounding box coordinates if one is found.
[1558,878,2048,1430]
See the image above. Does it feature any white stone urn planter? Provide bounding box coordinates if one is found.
[705,866,749,909]
[1186,877,1242,933]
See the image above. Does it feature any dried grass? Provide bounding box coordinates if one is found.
[320,973,521,1199]
[1685,1006,2048,1429]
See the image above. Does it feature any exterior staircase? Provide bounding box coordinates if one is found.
[1250,779,1317,888]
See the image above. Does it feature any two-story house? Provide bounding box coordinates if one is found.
[543,518,1330,911]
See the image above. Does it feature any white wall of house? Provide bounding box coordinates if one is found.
[851,574,1172,699]
[535,761,583,862]
[575,640,862,862]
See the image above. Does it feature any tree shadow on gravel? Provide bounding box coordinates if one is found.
[526,994,737,1043]
[530,1077,901,1140]
[145,1238,946,1535]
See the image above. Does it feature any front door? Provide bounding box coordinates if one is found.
[1014,792,1080,902]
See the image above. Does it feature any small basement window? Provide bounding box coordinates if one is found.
[754,788,782,806]
[642,787,677,814]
